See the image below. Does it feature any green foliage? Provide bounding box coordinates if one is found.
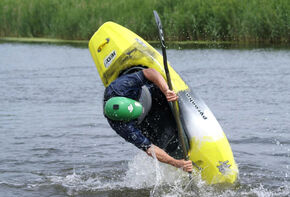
[0,0,289,43]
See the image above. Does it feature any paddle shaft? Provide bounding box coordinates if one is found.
[153,11,191,175]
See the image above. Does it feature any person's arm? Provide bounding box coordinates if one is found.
[146,145,193,172]
[142,69,192,171]
[142,68,178,102]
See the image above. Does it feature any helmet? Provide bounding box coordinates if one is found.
[104,97,143,121]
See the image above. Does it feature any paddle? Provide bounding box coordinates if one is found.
[153,10,192,178]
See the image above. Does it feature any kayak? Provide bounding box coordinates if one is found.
[89,21,238,184]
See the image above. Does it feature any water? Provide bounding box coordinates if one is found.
[0,43,289,197]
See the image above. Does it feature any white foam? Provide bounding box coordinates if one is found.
[124,151,206,196]
[45,152,290,196]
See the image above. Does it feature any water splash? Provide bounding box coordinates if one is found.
[123,152,290,197]
[124,152,206,196]
[150,146,162,196]
[48,169,103,196]
[43,152,290,196]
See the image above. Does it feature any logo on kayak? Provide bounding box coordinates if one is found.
[217,160,231,174]
[185,92,207,120]
[104,50,116,67]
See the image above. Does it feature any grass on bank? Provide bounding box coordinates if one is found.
[0,0,289,43]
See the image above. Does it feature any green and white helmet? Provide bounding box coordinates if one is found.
[104,97,143,121]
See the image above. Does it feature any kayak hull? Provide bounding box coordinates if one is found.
[178,91,238,184]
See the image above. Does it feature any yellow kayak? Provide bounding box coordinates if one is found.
[89,21,238,184]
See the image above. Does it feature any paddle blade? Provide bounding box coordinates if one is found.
[153,10,166,48]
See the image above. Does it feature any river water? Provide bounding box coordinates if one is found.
[0,43,289,197]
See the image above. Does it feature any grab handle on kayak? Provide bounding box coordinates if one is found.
[98,38,110,52]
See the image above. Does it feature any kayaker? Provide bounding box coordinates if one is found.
[103,68,193,172]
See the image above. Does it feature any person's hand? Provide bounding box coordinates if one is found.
[165,89,178,102]
[175,159,193,172]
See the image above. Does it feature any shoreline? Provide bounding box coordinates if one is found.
[0,37,289,49]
